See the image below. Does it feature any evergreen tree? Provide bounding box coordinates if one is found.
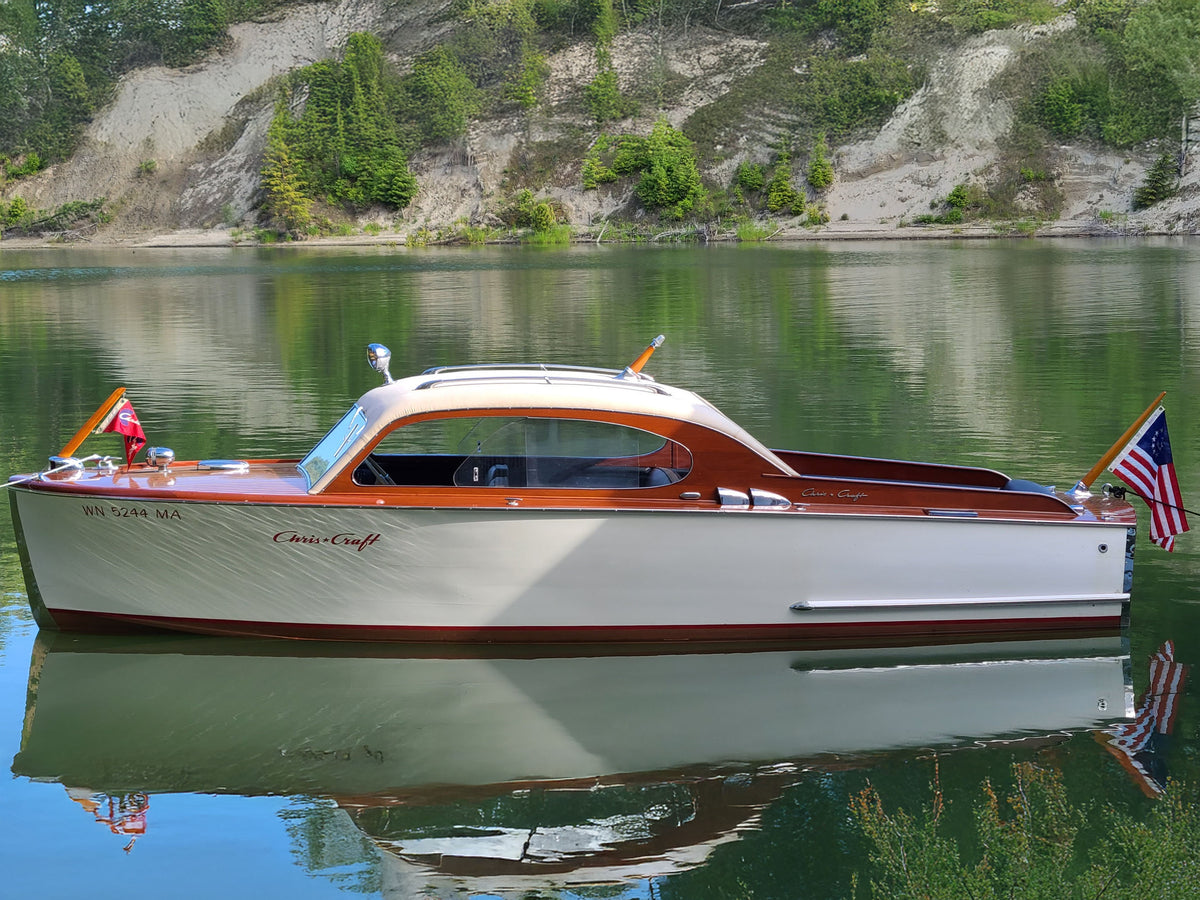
[807,132,834,190]
[766,151,804,215]
[261,107,312,235]
[1133,152,1179,209]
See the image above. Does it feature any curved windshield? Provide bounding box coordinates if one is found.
[299,406,367,490]
[356,415,692,489]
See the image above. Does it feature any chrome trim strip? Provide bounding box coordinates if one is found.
[791,593,1129,611]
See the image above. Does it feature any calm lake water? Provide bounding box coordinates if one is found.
[2,239,1199,898]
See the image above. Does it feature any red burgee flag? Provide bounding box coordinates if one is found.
[100,399,147,466]
[1110,407,1189,551]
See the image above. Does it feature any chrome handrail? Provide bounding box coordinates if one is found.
[2,454,108,490]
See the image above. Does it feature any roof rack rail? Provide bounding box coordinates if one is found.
[421,363,652,380]
[415,373,669,395]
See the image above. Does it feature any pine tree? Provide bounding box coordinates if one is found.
[261,108,312,236]
[807,132,834,190]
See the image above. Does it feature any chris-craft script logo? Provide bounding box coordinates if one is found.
[801,488,869,502]
[273,531,382,551]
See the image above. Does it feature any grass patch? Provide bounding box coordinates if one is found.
[735,220,777,241]
[521,223,572,245]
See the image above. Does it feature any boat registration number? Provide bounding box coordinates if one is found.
[81,504,181,520]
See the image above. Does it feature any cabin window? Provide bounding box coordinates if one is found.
[355,416,691,489]
[299,405,367,490]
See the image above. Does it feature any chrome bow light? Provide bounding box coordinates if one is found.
[145,447,175,470]
[367,343,393,384]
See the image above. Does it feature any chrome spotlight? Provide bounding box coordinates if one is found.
[367,343,393,384]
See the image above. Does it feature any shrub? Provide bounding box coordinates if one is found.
[854,763,1200,899]
[736,161,766,194]
[359,147,418,208]
[584,120,704,219]
[1,195,29,226]
[1038,77,1084,136]
[914,184,975,223]
[631,120,705,220]
[401,46,481,143]
[582,136,619,188]
[503,188,562,231]
[584,68,636,124]
[4,153,43,179]
[504,49,550,110]
[793,51,918,137]
[935,0,1061,34]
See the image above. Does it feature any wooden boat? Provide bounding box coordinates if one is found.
[6,338,1142,643]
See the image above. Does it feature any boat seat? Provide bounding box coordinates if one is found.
[642,466,682,487]
[487,464,509,487]
[1004,478,1056,495]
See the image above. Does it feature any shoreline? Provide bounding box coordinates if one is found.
[2,219,1195,250]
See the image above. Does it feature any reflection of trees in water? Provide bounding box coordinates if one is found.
[281,799,381,894]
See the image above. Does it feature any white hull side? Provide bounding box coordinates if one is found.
[12,488,1132,638]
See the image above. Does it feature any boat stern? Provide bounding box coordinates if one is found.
[1062,486,1139,597]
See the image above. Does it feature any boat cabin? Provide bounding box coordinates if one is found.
[299,364,797,498]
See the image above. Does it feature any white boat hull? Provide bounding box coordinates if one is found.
[12,487,1132,641]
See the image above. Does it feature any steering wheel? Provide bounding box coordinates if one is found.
[360,454,396,486]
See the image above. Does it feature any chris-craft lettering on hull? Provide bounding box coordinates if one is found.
[6,338,1186,643]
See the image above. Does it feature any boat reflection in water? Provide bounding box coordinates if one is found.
[14,633,1134,894]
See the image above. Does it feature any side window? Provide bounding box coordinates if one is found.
[359,416,691,488]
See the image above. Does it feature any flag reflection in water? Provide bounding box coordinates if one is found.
[1098,640,1188,796]
[65,787,150,853]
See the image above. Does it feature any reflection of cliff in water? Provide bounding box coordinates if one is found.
[817,242,1200,461]
[12,632,1133,894]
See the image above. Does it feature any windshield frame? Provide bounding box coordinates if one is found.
[298,405,368,491]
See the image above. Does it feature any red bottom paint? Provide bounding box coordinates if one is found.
[47,608,1123,645]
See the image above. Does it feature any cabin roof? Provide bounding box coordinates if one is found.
[308,366,798,493]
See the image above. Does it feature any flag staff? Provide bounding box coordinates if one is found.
[57,387,127,458]
[1075,391,1166,493]
[617,334,665,379]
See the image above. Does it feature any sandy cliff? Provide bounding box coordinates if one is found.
[4,0,1197,245]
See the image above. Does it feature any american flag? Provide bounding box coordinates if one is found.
[1110,407,1189,551]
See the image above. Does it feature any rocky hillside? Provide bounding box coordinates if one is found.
[4,0,1198,243]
